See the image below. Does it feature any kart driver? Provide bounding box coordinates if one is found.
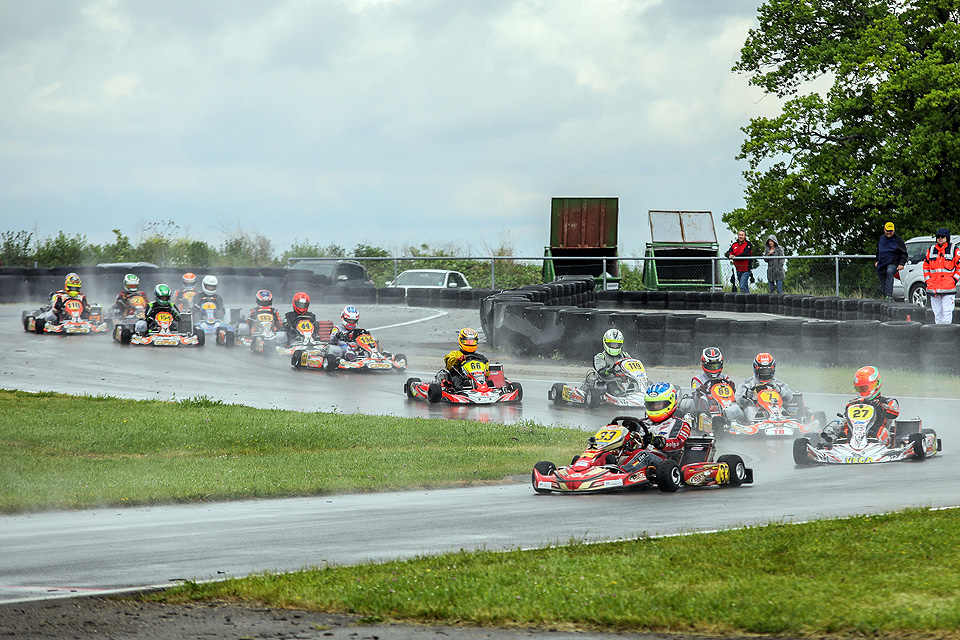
[237,289,283,338]
[443,328,488,390]
[46,273,91,324]
[327,305,367,362]
[736,352,795,422]
[609,383,691,468]
[587,328,634,394]
[820,365,900,446]
[191,275,225,321]
[137,284,181,333]
[112,273,148,320]
[282,291,324,342]
[679,347,746,423]
[172,272,198,312]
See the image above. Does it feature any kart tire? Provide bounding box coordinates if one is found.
[23,315,32,332]
[509,382,523,401]
[392,353,407,372]
[34,318,45,334]
[194,330,205,347]
[251,336,262,353]
[404,377,421,399]
[717,454,747,486]
[532,461,557,494]
[224,329,236,348]
[325,355,340,371]
[909,432,927,461]
[570,455,580,465]
[585,387,601,409]
[793,437,813,466]
[119,327,131,346]
[215,327,225,345]
[654,459,683,492]
[292,349,305,368]
[549,383,565,405]
[427,383,442,404]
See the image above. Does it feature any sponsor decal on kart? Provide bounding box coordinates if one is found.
[537,480,554,490]
[844,457,875,464]
[603,478,624,488]
[686,470,709,485]
[764,426,795,436]
[716,463,729,485]
[367,362,391,369]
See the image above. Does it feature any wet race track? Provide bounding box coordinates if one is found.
[1,303,958,604]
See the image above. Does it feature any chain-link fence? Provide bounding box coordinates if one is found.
[345,254,890,299]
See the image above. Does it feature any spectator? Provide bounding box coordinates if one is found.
[764,234,785,294]
[725,230,753,293]
[875,221,907,300]
[922,227,960,324]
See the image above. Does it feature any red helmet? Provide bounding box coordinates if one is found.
[753,352,775,382]
[854,365,881,401]
[182,272,197,287]
[256,289,273,307]
[292,291,310,315]
[701,347,723,377]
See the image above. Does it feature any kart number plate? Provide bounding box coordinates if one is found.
[537,481,554,490]
[603,479,624,488]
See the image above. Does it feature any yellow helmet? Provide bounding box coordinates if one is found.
[458,327,479,353]
[64,273,82,297]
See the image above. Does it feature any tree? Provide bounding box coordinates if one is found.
[0,230,34,266]
[726,0,960,256]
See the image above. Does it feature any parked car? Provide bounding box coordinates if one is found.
[385,269,471,292]
[286,259,375,287]
[894,236,937,307]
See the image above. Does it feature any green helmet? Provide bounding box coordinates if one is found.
[123,273,140,292]
[154,283,172,303]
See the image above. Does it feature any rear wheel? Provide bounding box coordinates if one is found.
[427,383,442,404]
[119,327,131,345]
[654,459,682,492]
[585,387,601,409]
[392,353,407,371]
[325,355,340,371]
[717,454,747,486]
[34,318,46,334]
[813,411,827,429]
[793,437,813,466]
[224,329,236,347]
[404,377,421,398]
[509,382,523,401]
[292,349,305,368]
[549,383,565,405]
[22,315,33,332]
[532,461,557,494]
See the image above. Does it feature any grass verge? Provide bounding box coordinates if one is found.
[0,389,586,513]
[149,508,960,637]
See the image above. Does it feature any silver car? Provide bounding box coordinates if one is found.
[895,236,937,307]
[385,269,472,292]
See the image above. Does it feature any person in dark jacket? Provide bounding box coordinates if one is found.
[764,234,785,294]
[724,230,753,293]
[875,222,908,300]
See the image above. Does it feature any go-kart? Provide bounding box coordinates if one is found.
[293,332,407,372]
[108,293,148,329]
[548,358,649,408]
[720,385,825,438]
[113,310,204,347]
[22,299,107,335]
[175,289,198,313]
[194,301,229,335]
[532,416,753,494]
[681,379,740,436]
[405,355,522,404]
[793,404,941,465]
[278,319,334,358]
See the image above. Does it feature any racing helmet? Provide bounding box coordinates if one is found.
[701,347,723,377]
[123,273,140,293]
[201,275,218,296]
[644,382,678,423]
[182,272,197,288]
[292,292,310,315]
[753,352,775,383]
[341,305,360,330]
[458,327,479,353]
[854,365,881,401]
[256,289,273,307]
[154,283,172,303]
[64,273,82,297]
[602,328,624,357]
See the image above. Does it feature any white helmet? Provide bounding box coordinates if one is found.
[201,275,218,296]
[603,328,624,357]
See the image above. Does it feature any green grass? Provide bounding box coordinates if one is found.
[0,389,586,513]
[149,508,960,637]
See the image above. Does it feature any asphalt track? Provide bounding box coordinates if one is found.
[1,303,958,606]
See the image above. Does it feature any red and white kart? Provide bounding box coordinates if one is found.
[23,299,107,335]
[113,310,204,347]
[108,293,148,328]
[405,355,522,404]
[721,386,825,438]
[794,404,941,465]
[548,358,649,408]
[532,416,753,494]
[293,332,406,372]
[278,318,332,359]
[682,379,739,436]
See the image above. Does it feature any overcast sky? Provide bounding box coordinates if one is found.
[0,0,775,258]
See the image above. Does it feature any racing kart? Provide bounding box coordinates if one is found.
[22,299,107,335]
[681,379,740,436]
[405,355,522,404]
[193,301,229,336]
[532,416,753,494]
[293,331,407,372]
[278,318,332,358]
[719,385,825,438]
[113,310,204,347]
[793,404,941,465]
[548,358,649,408]
[108,293,148,328]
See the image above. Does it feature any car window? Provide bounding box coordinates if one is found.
[292,263,335,277]
[395,271,445,286]
[906,242,931,262]
[337,263,368,281]
[449,273,468,287]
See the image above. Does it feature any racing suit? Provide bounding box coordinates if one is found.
[613,415,692,468]
[282,310,323,343]
[736,376,794,422]
[588,350,634,394]
[678,373,746,424]
[821,395,900,446]
[328,324,369,362]
[442,350,489,390]
[191,293,225,321]
[47,290,90,324]
[140,301,181,333]
[112,290,148,320]
[237,306,283,338]
[172,287,198,313]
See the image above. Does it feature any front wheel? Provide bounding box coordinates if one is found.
[119,327,132,345]
[717,454,747,486]
[325,355,340,371]
[508,382,523,401]
[585,387,601,409]
[654,459,683,492]
[194,330,205,347]
[404,377,421,399]
[224,329,236,347]
[532,461,557,494]
[291,349,305,368]
[793,437,813,466]
[427,383,442,404]
[549,383,565,405]
[34,318,46,334]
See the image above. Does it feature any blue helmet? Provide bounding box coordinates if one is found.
[645,382,678,423]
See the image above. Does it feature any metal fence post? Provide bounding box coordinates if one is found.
[602,258,608,290]
[835,257,840,297]
[490,258,495,290]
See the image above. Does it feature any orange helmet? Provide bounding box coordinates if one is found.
[292,291,310,315]
[854,365,881,401]
[182,272,197,287]
[753,352,775,382]
[458,327,479,353]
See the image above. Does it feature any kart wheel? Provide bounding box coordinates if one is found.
[654,459,682,492]
[584,387,601,409]
[549,383,564,405]
[570,455,580,465]
[224,329,236,348]
[793,437,813,466]
[532,461,557,494]
[717,454,747,486]
[909,432,927,461]
[404,377,421,399]
[292,349,305,368]
[119,327,131,345]
[392,353,407,372]
[215,327,225,345]
[509,382,523,401]
[194,330,205,347]
[427,383,442,404]
[324,355,339,371]
[23,315,33,332]
[34,318,45,334]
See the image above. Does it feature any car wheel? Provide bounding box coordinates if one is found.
[549,383,565,405]
[427,383,442,404]
[654,459,682,492]
[793,437,813,466]
[909,432,927,461]
[404,377,421,398]
[909,282,927,308]
[717,454,747,486]
[532,461,557,494]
